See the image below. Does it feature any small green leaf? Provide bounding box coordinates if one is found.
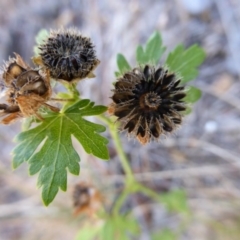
[159,189,189,214]
[35,29,49,45]
[152,229,176,240]
[117,54,131,74]
[75,224,101,240]
[100,214,139,240]
[115,71,121,77]
[145,31,166,64]
[12,99,109,206]
[165,44,205,83]
[21,117,35,131]
[184,107,192,115]
[34,29,49,56]
[136,32,166,65]
[55,92,73,99]
[183,86,201,115]
[136,45,147,65]
[184,86,202,103]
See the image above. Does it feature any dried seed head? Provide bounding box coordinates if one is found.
[0,53,58,124]
[1,53,49,98]
[72,182,103,217]
[38,28,100,82]
[109,65,187,144]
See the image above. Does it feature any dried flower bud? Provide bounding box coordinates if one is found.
[109,65,187,144]
[38,28,100,82]
[73,182,103,217]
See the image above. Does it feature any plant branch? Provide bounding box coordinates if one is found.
[109,124,135,182]
[134,182,161,203]
[112,189,129,215]
[99,114,134,182]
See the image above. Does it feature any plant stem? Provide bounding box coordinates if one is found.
[98,114,134,182]
[134,182,161,202]
[60,83,80,112]
[109,122,134,182]
[113,189,129,215]
[64,82,80,98]
[98,114,135,213]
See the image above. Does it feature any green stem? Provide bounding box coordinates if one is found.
[98,114,135,214]
[98,114,134,182]
[134,183,161,202]
[109,121,134,182]
[113,189,129,215]
[98,114,163,213]
[64,82,80,99]
[60,83,80,112]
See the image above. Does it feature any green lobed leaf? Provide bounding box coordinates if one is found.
[117,54,131,75]
[165,44,205,83]
[12,99,109,206]
[136,31,166,65]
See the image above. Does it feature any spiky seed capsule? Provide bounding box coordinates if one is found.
[109,65,187,144]
[38,28,100,82]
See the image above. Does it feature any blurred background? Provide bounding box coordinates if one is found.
[0,0,240,239]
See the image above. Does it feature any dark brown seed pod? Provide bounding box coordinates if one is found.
[109,65,187,144]
[38,28,100,82]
